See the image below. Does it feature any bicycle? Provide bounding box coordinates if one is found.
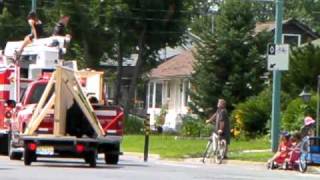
[202,131,227,164]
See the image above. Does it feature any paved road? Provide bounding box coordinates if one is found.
[0,154,319,180]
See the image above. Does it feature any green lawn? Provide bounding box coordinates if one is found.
[122,135,273,162]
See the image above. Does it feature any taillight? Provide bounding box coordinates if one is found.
[5,111,12,119]
[76,144,85,153]
[28,143,37,151]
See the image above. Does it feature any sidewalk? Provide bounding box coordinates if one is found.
[124,151,320,174]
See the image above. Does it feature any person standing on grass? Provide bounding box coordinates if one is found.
[206,99,231,158]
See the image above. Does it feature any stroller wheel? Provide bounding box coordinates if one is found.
[282,161,289,170]
[299,156,307,173]
[268,161,276,170]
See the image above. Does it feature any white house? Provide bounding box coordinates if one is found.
[147,50,194,130]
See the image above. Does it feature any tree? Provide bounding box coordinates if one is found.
[118,0,190,114]
[0,0,31,48]
[190,0,267,116]
[284,0,320,32]
[282,44,320,96]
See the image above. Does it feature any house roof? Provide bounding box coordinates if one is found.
[254,19,319,39]
[149,50,194,79]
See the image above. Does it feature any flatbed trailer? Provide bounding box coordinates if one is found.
[17,66,124,167]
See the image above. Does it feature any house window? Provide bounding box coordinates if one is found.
[155,83,162,108]
[282,34,301,46]
[148,82,154,108]
[107,83,114,100]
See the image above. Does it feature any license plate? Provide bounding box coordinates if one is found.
[36,146,54,155]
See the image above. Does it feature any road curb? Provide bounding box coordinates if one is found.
[124,152,160,160]
[124,152,320,173]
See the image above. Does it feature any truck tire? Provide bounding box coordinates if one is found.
[8,131,22,160]
[0,134,9,155]
[10,151,23,160]
[85,151,97,167]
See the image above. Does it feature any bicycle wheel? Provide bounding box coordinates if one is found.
[215,139,226,164]
[202,139,213,163]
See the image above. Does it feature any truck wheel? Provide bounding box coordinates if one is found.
[9,150,23,160]
[0,134,9,155]
[85,151,97,167]
[8,132,22,160]
[104,153,119,165]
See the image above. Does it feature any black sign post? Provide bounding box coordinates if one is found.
[144,115,150,162]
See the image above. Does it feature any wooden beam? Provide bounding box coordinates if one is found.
[29,72,55,124]
[24,94,55,135]
[24,73,55,135]
[53,67,62,136]
[64,76,105,136]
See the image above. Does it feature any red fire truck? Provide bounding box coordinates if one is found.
[0,37,124,166]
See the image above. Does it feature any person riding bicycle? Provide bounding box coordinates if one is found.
[206,99,230,158]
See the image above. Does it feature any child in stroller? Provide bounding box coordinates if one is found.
[283,132,302,170]
[267,132,292,169]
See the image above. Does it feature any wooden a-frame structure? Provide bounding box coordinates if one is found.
[24,66,105,137]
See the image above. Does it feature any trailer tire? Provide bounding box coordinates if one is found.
[105,153,119,165]
[85,151,97,167]
[104,144,120,165]
[24,148,35,166]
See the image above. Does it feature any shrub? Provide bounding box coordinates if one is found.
[282,95,316,131]
[231,89,272,137]
[180,115,212,137]
[155,104,168,128]
[124,115,144,134]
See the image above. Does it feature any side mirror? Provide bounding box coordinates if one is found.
[6,100,16,108]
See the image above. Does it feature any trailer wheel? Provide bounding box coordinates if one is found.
[85,151,97,167]
[104,144,120,165]
[104,153,119,165]
[24,147,35,166]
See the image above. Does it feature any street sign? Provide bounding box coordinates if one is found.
[267,44,289,71]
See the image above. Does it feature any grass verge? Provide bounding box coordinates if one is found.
[122,135,272,162]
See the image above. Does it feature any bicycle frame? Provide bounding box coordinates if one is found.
[202,132,226,164]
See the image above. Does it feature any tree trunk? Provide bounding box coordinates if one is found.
[124,26,147,118]
[81,33,93,67]
[114,31,123,105]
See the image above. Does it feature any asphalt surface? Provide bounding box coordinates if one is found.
[0,154,319,180]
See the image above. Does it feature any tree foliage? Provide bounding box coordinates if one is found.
[282,96,316,132]
[282,44,320,96]
[190,0,267,116]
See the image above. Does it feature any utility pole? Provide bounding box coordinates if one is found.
[32,0,37,12]
[271,0,283,152]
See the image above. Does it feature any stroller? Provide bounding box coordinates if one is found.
[268,132,301,170]
[298,136,320,173]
